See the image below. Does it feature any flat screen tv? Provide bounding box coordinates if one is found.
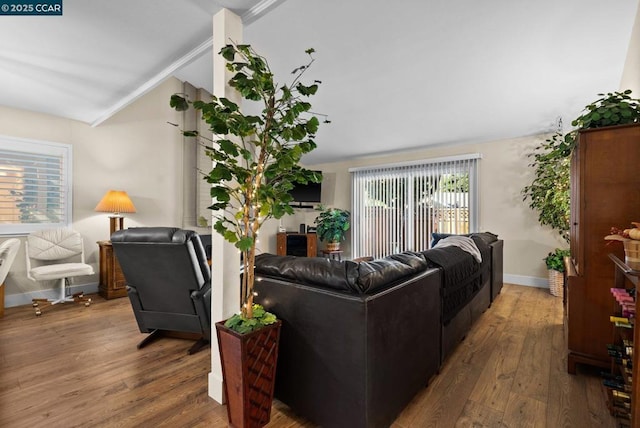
[289,171,322,207]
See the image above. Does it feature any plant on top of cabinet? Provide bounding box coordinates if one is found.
[571,90,640,129]
[522,90,640,242]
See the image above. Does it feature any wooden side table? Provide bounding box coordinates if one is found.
[276,233,317,257]
[97,240,127,299]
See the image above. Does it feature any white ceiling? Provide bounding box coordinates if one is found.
[0,0,269,123]
[0,0,638,164]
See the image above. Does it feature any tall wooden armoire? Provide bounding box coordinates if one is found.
[566,123,640,373]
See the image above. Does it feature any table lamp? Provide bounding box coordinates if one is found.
[95,190,137,237]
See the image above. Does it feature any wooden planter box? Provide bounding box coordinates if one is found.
[216,320,282,428]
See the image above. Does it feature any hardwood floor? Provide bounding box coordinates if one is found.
[0,284,616,427]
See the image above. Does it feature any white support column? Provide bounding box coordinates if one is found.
[208,8,243,404]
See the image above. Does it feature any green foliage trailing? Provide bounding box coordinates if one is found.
[314,205,350,243]
[224,304,277,334]
[544,248,570,272]
[522,133,572,243]
[170,43,325,330]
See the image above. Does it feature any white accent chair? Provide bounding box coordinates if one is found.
[26,229,94,315]
[0,238,21,317]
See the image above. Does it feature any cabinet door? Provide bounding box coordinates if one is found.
[307,234,317,257]
[110,254,127,292]
[568,124,640,368]
[581,126,639,279]
[98,241,128,299]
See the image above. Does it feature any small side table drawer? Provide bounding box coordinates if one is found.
[98,240,128,299]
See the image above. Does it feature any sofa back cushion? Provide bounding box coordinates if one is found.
[255,254,360,293]
[255,251,429,295]
[357,252,428,293]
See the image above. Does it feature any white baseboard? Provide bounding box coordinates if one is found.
[5,282,99,308]
[504,274,548,288]
[208,371,225,404]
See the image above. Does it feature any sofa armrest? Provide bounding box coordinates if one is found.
[490,240,504,301]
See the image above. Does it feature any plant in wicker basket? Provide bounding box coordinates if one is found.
[544,248,570,272]
[544,248,570,297]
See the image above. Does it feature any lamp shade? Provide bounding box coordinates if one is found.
[95,190,136,214]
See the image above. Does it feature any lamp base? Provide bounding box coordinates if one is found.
[109,216,125,237]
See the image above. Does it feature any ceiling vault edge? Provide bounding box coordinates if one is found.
[90,0,286,127]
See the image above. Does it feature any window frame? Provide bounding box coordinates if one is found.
[0,135,72,235]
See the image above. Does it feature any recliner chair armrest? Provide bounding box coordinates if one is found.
[202,287,211,317]
[190,286,212,341]
[127,285,151,333]
[191,287,210,303]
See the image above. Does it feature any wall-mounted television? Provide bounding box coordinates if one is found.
[289,171,322,208]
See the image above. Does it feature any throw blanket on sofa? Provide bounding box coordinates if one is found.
[421,246,483,324]
[433,235,482,263]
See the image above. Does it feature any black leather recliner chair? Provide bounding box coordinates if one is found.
[111,227,211,354]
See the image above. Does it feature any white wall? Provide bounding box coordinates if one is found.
[6,11,636,299]
[0,84,577,302]
[620,2,640,93]
[0,78,187,305]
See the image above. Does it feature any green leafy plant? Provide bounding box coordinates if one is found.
[224,303,277,334]
[170,43,325,327]
[571,90,640,129]
[544,248,570,272]
[522,132,572,243]
[314,205,350,243]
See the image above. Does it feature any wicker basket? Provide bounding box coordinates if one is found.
[326,241,341,252]
[548,269,564,298]
[624,240,640,270]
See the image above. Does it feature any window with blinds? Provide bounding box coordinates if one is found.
[350,154,480,259]
[0,136,72,234]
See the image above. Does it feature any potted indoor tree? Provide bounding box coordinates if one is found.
[521,131,572,243]
[170,42,324,427]
[314,205,350,251]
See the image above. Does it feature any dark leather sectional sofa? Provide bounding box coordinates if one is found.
[253,233,503,428]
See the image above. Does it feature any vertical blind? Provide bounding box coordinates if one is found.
[181,82,214,229]
[0,136,72,234]
[350,154,480,260]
